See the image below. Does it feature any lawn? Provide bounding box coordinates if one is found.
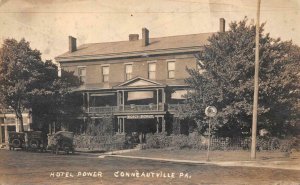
[122,148,300,162]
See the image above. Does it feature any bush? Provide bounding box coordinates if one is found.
[256,137,280,151]
[145,133,171,149]
[279,137,299,152]
[188,132,205,150]
[171,134,190,149]
[73,134,126,151]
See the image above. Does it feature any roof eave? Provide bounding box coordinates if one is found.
[55,46,204,63]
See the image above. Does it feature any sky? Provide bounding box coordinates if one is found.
[0,0,299,63]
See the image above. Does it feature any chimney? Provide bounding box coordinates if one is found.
[220,18,225,32]
[142,28,149,46]
[129,34,139,41]
[69,36,77,52]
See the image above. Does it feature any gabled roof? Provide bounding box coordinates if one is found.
[56,32,214,62]
[115,77,164,89]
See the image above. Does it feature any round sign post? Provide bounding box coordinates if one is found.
[205,106,217,161]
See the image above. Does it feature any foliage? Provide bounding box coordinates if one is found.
[0,38,80,132]
[73,134,126,151]
[185,18,300,137]
[145,132,170,149]
[85,116,114,136]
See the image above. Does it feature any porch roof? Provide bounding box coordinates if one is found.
[72,77,188,92]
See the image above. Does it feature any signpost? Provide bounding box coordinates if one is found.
[205,106,217,161]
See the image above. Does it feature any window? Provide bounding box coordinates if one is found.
[148,63,156,80]
[102,66,109,82]
[125,64,133,80]
[78,67,86,83]
[167,61,175,79]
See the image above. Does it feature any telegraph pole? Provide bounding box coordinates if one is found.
[251,0,261,159]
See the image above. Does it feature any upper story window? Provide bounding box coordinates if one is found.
[167,61,175,79]
[125,64,133,80]
[148,62,156,80]
[102,66,109,82]
[78,67,86,83]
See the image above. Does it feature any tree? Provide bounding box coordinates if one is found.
[0,38,80,132]
[185,18,300,137]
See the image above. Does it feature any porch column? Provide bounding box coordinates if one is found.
[82,93,85,110]
[162,117,166,133]
[162,88,166,103]
[122,118,125,134]
[117,118,120,133]
[4,117,8,143]
[116,91,120,106]
[122,91,125,111]
[156,89,159,111]
[87,92,90,113]
[156,117,159,133]
[0,121,2,144]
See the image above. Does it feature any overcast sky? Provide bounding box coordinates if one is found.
[0,0,299,62]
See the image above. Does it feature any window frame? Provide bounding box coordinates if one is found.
[77,66,86,84]
[167,60,175,79]
[148,62,156,80]
[102,65,110,82]
[125,64,133,81]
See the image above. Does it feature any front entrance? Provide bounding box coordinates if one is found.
[116,116,166,143]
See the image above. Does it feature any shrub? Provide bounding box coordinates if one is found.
[171,134,190,149]
[73,134,126,151]
[145,133,171,149]
[188,132,205,150]
[279,137,299,152]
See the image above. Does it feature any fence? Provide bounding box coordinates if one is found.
[210,137,251,150]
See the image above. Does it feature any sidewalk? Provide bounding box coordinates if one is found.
[99,149,300,170]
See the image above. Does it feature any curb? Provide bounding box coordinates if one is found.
[101,154,300,171]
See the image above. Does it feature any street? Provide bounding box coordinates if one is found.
[0,150,299,185]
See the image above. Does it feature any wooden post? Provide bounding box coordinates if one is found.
[117,118,120,133]
[87,92,90,113]
[156,117,159,133]
[156,89,159,111]
[4,117,8,143]
[0,120,2,144]
[122,91,125,111]
[122,117,125,134]
[207,118,212,161]
[162,117,166,133]
[251,0,261,160]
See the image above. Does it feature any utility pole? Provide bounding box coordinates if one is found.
[251,0,261,159]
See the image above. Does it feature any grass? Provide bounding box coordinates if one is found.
[122,148,300,162]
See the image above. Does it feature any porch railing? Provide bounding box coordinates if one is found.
[167,104,186,112]
[88,103,164,114]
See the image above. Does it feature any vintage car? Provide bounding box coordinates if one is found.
[47,131,75,154]
[8,132,25,150]
[24,131,46,152]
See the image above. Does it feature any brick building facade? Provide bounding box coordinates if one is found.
[56,19,226,139]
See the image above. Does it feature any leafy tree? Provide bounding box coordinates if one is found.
[185,18,300,137]
[0,38,80,132]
